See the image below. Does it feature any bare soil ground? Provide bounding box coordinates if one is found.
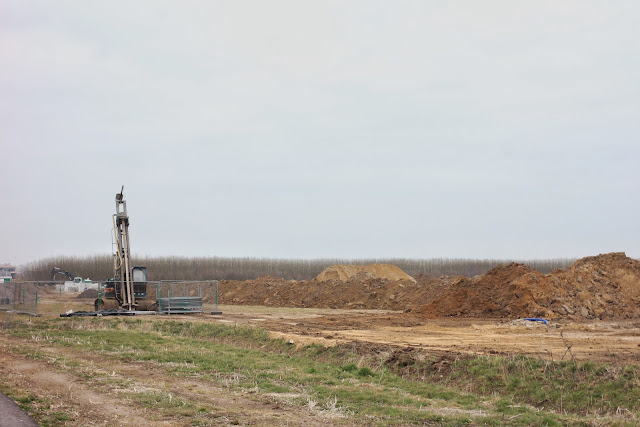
[29,286,640,365]
[210,305,640,365]
[203,253,640,364]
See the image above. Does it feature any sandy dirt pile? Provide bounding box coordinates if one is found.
[419,252,640,320]
[210,265,431,310]
[314,264,417,283]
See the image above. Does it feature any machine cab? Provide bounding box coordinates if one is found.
[132,266,148,298]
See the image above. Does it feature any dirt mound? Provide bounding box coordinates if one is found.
[418,263,557,319]
[203,253,640,320]
[76,289,99,299]
[210,273,441,311]
[419,253,640,320]
[207,265,420,310]
[314,264,416,283]
[552,252,640,319]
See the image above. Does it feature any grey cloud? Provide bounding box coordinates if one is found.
[1,1,639,264]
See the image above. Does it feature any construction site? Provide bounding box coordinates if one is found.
[1,190,639,425]
[2,253,640,425]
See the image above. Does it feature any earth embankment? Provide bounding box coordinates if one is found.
[209,254,640,320]
[419,252,640,319]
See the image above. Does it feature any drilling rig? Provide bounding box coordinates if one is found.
[96,187,154,311]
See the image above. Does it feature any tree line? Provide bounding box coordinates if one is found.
[19,254,576,282]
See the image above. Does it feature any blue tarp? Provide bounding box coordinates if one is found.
[523,318,548,325]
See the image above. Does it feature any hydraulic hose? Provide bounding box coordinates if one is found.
[112,215,123,270]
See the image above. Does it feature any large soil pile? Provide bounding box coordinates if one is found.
[419,253,640,320]
[205,253,640,320]
[418,264,557,319]
[210,265,427,310]
[314,264,417,283]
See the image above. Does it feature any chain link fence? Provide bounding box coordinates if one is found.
[0,280,220,317]
[0,281,41,316]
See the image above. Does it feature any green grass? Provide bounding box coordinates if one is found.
[401,353,640,417]
[3,317,639,425]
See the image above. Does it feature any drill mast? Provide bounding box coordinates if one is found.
[113,186,135,310]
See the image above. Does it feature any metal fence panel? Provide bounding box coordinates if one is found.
[0,280,220,316]
[0,281,40,316]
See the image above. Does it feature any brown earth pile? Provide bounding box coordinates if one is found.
[419,252,640,320]
[205,253,640,320]
[314,264,417,283]
[210,270,436,311]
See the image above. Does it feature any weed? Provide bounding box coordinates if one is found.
[4,317,636,425]
[341,363,357,372]
[357,367,375,377]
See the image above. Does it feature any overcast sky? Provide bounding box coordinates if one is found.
[1,1,639,265]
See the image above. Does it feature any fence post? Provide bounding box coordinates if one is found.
[35,284,38,315]
[210,280,222,315]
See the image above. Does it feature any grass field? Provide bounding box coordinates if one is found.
[1,313,638,426]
